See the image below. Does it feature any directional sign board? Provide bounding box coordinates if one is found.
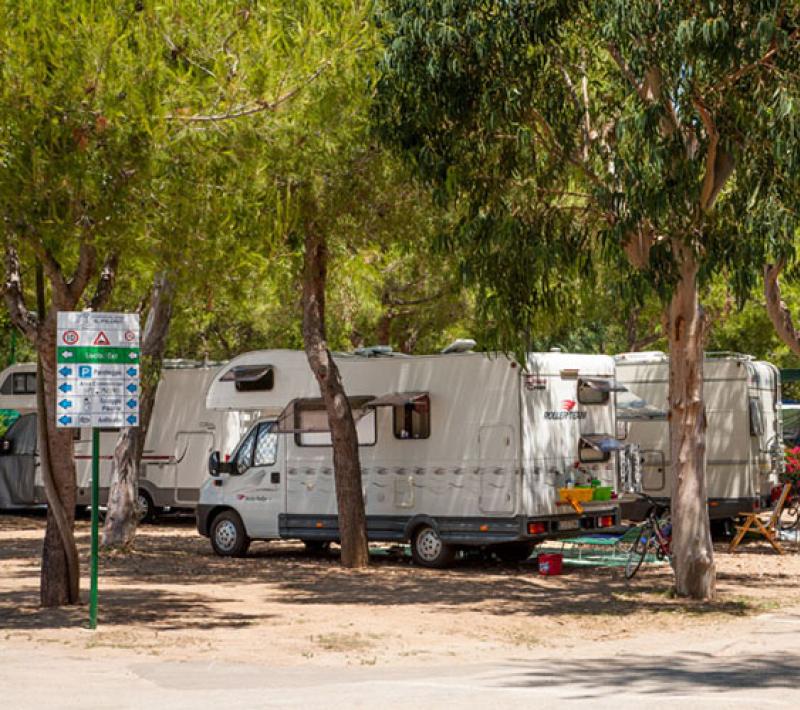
[56,312,140,428]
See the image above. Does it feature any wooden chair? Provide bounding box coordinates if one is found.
[729,483,792,555]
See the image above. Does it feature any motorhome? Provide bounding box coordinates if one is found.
[0,361,257,518]
[197,347,631,567]
[615,352,783,521]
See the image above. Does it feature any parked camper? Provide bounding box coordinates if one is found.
[615,352,783,521]
[0,361,257,518]
[197,348,629,567]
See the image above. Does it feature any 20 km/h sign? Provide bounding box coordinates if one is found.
[56,312,140,428]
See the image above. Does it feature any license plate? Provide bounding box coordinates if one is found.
[559,519,580,531]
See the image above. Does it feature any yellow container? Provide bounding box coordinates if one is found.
[558,487,594,503]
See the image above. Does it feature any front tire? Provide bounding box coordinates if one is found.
[136,490,156,524]
[210,510,250,557]
[625,524,651,580]
[411,525,456,568]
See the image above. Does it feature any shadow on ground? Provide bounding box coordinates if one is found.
[501,649,800,698]
[3,512,799,632]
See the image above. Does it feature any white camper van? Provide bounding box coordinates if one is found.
[197,348,629,567]
[0,361,256,518]
[615,352,783,521]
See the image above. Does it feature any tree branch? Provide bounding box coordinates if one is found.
[2,242,38,341]
[764,260,800,358]
[66,240,97,305]
[693,98,734,211]
[169,60,332,123]
[28,239,70,305]
[89,251,119,311]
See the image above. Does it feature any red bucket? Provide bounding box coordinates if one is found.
[537,553,563,576]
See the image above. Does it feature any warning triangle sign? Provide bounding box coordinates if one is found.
[93,331,111,346]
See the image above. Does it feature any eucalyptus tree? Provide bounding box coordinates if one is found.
[374,1,800,598]
[0,1,164,605]
[153,0,388,567]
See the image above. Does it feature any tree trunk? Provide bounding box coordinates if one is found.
[302,226,369,568]
[36,318,81,606]
[103,273,174,549]
[668,244,715,600]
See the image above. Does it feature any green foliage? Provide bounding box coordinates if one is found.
[373,0,800,352]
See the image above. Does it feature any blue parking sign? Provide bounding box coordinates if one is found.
[78,365,92,378]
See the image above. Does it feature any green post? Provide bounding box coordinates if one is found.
[89,426,100,629]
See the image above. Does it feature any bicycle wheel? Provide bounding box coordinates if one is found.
[625,524,652,580]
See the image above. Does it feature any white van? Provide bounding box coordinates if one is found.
[615,352,783,520]
[0,361,257,518]
[196,348,630,567]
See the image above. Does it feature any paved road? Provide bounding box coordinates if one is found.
[3,611,800,708]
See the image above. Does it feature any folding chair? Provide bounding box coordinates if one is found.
[728,483,792,555]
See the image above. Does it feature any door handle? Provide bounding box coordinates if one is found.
[271,471,280,484]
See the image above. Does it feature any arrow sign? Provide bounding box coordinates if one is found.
[126,383,137,393]
[126,415,137,425]
[59,415,73,426]
[61,350,74,359]
[127,368,137,376]
[126,399,137,409]
[59,383,72,393]
[128,351,138,360]
[59,399,72,409]
[59,367,72,377]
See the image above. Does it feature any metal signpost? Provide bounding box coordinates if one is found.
[56,312,140,629]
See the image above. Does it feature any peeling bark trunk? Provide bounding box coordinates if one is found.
[764,261,800,357]
[668,244,715,600]
[302,226,369,568]
[36,318,80,606]
[103,273,174,549]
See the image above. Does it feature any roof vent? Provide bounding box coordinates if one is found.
[550,347,562,353]
[441,338,477,354]
[354,345,394,357]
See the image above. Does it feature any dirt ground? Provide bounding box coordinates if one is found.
[2,512,800,669]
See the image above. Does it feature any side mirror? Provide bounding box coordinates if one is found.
[209,451,233,477]
[208,451,221,477]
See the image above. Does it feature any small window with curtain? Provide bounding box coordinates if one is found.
[220,365,274,392]
[393,395,430,440]
[577,378,611,405]
[12,372,36,395]
[749,398,764,436]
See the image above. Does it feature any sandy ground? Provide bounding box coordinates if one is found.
[3,511,800,673]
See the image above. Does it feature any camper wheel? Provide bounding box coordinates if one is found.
[411,525,456,569]
[210,510,250,557]
[137,491,156,524]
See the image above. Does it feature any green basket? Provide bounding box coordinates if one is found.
[593,486,613,501]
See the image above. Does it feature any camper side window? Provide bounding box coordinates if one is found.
[579,442,610,463]
[234,429,257,474]
[295,399,377,447]
[749,398,764,437]
[577,379,609,405]
[10,373,36,395]
[393,396,430,440]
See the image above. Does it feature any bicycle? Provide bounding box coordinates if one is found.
[625,493,672,580]
[778,484,800,531]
